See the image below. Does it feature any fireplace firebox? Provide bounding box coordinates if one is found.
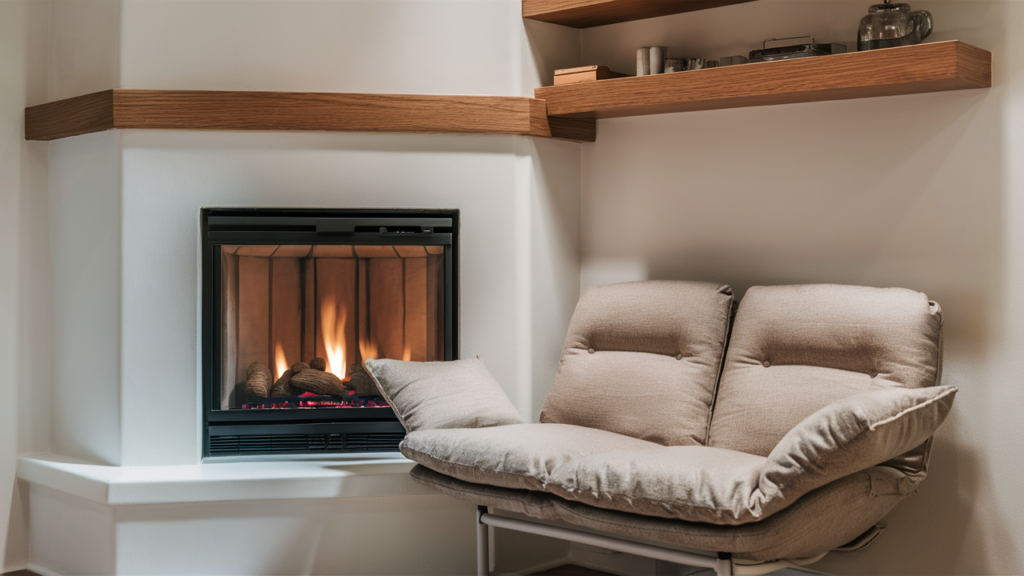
[201,209,457,457]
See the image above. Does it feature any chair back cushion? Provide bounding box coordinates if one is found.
[540,280,734,446]
[708,284,943,463]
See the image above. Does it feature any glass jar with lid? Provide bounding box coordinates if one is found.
[858,0,932,51]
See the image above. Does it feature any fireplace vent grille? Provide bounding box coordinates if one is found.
[208,432,405,456]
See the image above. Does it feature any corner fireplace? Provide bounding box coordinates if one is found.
[201,208,458,457]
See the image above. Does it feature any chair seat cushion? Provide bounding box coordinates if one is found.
[400,423,665,492]
[409,464,908,563]
[401,386,956,525]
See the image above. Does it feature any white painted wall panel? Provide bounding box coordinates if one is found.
[119,131,537,465]
[525,138,581,419]
[48,0,120,101]
[119,0,520,95]
[0,0,51,570]
[29,486,116,576]
[49,131,123,466]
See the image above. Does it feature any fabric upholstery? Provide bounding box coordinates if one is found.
[709,284,943,459]
[412,465,561,520]
[364,357,523,432]
[400,423,663,492]
[541,281,734,446]
[388,282,951,561]
[759,385,955,508]
[403,384,954,525]
[410,464,909,563]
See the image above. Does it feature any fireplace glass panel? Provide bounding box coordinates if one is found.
[219,244,445,410]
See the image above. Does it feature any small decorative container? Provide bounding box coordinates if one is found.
[858,0,932,51]
[683,58,719,70]
[553,65,628,86]
[749,37,847,63]
[637,47,651,76]
[649,46,668,74]
[719,55,749,66]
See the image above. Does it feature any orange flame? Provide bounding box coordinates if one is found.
[274,343,289,380]
[359,338,379,365]
[321,298,347,380]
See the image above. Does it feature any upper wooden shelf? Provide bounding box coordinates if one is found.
[24,90,596,142]
[535,41,991,118]
[523,0,756,28]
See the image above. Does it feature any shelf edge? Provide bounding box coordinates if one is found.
[535,41,992,119]
[26,90,596,143]
[522,0,757,28]
[25,90,115,141]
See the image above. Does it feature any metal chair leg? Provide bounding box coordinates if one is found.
[716,552,733,576]
[477,506,490,576]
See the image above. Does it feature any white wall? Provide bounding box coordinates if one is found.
[45,0,584,466]
[49,0,583,98]
[28,484,481,575]
[49,132,123,466]
[48,0,119,101]
[0,0,50,571]
[106,130,579,465]
[580,1,1023,574]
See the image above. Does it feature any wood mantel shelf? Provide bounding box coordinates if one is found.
[523,0,757,28]
[535,41,991,118]
[24,90,597,142]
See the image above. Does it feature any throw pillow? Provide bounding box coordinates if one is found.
[364,357,524,432]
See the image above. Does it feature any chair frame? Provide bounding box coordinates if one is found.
[475,506,817,576]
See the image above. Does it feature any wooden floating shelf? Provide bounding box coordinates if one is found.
[24,90,596,143]
[536,41,991,119]
[523,0,756,28]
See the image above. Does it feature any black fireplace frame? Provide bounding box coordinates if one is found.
[201,208,458,457]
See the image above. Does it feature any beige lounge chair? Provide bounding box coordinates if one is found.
[367,281,955,575]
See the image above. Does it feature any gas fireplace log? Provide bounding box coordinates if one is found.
[270,370,296,398]
[245,362,273,401]
[269,362,313,397]
[346,364,379,396]
[310,357,327,371]
[289,368,346,396]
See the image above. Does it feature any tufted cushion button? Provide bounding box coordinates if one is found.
[762,360,771,368]
[588,348,595,354]
[868,370,878,378]
[675,353,683,360]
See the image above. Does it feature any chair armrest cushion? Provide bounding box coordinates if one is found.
[759,385,958,504]
[365,357,524,432]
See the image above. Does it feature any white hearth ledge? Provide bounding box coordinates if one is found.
[17,453,433,505]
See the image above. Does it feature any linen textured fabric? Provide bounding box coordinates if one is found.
[394,282,951,561]
[540,280,734,446]
[708,284,943,459]
[402,385,955,525]
[400,423,663,491]
[410,464,908,562]
[364,357,523,432]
